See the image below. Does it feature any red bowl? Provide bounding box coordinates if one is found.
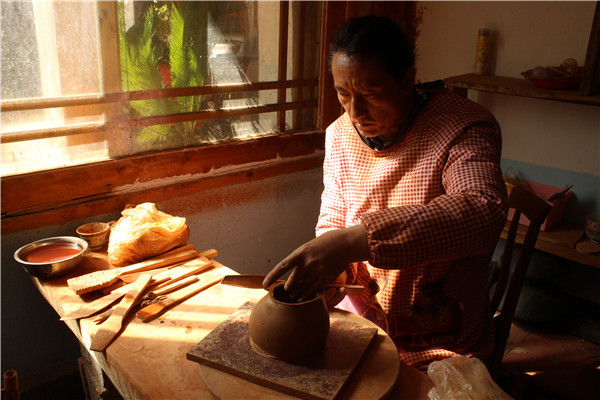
[521,67,583,90]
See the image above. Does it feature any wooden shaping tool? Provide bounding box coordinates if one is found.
[89,273,153,352]
[147,275,198,299]
[92,271,206,325]
[149,257,213,291]
[61,284,131,321]
[136,271,224,321]
[61,259,210,320]
[118,248,218,284]
[67,246,199,295]
[197,248,218,259]
[221,274,365,296]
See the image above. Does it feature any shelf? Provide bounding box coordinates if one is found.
[501,221,600,268]
[444,73,600,106]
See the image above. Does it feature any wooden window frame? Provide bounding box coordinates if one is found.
[1,1,415,234]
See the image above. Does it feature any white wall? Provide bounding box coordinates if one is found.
[415,1,600,309]
[415,1,599,221]
[415,1,594,80]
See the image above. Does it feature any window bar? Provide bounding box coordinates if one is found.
[1,122,103,144]
[1,100,317,144]
[0,80,317,112]
[125,99,317,130]
[292,1,307,130]
[277,1,289,132]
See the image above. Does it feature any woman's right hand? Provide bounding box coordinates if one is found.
[262,225,370,302]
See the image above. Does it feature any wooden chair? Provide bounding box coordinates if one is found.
[487,183,552,381]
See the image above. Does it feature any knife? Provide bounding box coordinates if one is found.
[220,274,365,296]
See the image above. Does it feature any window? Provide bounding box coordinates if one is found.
[1,1,322,175]
[1,1,415,233]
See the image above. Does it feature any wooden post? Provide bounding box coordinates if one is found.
[580,1,600,95]
[277,1,289,132]
[2,370,20,400]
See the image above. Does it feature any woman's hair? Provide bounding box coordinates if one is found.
[328,15,415,80]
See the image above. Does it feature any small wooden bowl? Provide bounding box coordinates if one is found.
[76,222,111,250]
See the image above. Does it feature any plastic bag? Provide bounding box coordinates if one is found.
[427,356,513,400]
[107,203,190,266]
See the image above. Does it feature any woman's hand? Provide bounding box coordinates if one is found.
[263,225,370,302]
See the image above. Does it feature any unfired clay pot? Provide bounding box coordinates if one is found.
[249,282,330,365]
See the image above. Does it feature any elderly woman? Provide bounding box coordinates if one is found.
[264,15,507,370]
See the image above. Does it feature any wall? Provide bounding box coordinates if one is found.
[414,1,600,309]
[415,1,599,223]
[1,169,324,390]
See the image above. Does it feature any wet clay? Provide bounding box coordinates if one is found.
[249,282,330,365]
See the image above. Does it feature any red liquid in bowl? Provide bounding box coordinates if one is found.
[24,243,82,263]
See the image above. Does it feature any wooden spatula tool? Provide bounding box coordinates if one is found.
[61,257,213,320]
[146,275,199,299]
[149,257,213,291]
[89,273,153,352]
[67,245,198,295]
[221,274,365,296]
[118,248,219,284]
[136,270,224,321]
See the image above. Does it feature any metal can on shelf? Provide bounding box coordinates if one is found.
[473,28,492,75]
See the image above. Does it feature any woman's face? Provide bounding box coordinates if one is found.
[331,52,415,141]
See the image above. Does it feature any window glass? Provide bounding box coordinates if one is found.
[1,1,106,175]
[0,1,321,175]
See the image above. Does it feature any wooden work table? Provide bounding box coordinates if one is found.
[31,250,434,400]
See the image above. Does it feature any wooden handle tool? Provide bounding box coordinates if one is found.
[136,271,224,321]
[89,273,153,352]
[67,246,198,295]
[149,257,213,291]
[220,274,365,296]
[61,285,131,321]
[118,248,217,284]
[92,268,211,325]
[147,275,199,299]
[61,258,210,320]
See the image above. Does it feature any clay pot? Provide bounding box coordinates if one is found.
[249,282,330,365]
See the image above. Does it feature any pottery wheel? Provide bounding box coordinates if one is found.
[187,302,400,400]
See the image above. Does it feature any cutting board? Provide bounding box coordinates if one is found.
[187,302,381,400]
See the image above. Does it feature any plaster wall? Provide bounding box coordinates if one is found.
[415,1,600,222]
[415,1,600,317]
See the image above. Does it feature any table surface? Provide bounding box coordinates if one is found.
[32,249,433,400]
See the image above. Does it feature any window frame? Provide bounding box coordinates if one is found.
[1,1,415,234]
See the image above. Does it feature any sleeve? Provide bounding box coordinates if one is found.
[360,117,508,269]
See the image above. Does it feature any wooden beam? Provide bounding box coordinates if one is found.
[1,131,325,233]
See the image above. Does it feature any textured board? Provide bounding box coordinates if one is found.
[186,301,378,400]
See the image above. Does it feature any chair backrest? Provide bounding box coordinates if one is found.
[488,183,551,380]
